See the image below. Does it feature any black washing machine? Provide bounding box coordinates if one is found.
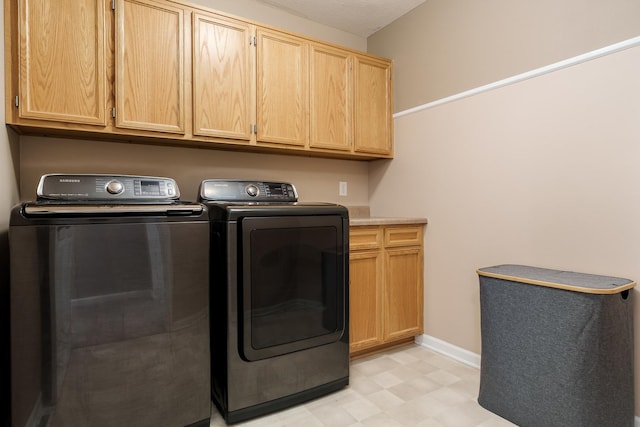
[199,179,349,424]
[9,174,211,427]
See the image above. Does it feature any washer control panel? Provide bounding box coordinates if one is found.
[199,180,298,202]
[37,174,180,201]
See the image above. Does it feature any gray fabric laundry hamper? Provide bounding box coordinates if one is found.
[476,264,636,427]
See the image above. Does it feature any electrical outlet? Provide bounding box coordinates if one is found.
[339,181,348,196]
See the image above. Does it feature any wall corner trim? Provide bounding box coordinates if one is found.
[394,35,640,120]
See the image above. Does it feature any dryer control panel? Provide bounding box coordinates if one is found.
[36,174,180,201]
[199,179,298,202]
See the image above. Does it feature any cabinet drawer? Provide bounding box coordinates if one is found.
[350,227,382,250]
[384,225,423,248]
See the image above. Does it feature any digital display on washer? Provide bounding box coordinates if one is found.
[140,180,161,196]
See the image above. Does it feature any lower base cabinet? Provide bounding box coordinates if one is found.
[349,224,424,358]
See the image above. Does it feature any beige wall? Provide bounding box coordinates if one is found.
[369,0,640,415]
[369,43,640,415]
[368,0,640,112]
[19,137,369,205]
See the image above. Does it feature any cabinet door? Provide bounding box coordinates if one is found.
[256,28,308,147]
[309,44,351,151]
[115,0,185,133]
[18,0,106,125]
[193,13,253,141]
[384,247,423,341]
[349,250,384,353]
[354,56,392,155]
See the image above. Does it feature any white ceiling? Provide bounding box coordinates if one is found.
[253,0,427,38]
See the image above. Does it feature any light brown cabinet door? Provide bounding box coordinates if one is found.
[309,44,351,151]
[192,13,253,141]
[18,0,106,125]
[384,247,424,341]
[349,250,384,353]
[115,0,185,133]
[354,55,392,155]
[256,28,308,147]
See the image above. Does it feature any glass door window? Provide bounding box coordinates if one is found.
[240,215,346,361]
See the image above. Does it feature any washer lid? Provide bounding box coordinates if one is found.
[37,174,180,202]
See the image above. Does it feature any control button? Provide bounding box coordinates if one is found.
[106,180,124,195]
[246,184,259,197]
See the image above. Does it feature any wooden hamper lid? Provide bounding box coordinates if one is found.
[477,264,636,294]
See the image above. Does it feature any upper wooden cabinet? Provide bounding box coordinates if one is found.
[310,48,393,156]
[5,0,393,159]
[14,0,107,125]
[192,12,253,141]
[256,28,308,147]
[309,43,352,152]
[354,55,393,155]
[115,0,185,134]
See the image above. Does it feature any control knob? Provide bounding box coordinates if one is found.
[246,184,259,197]
[106,180,124,195]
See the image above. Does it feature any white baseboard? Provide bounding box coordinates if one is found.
[415,334,640,424]
[414,334,481,369]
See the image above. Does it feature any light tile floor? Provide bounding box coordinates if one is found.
[209,344,516,426]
